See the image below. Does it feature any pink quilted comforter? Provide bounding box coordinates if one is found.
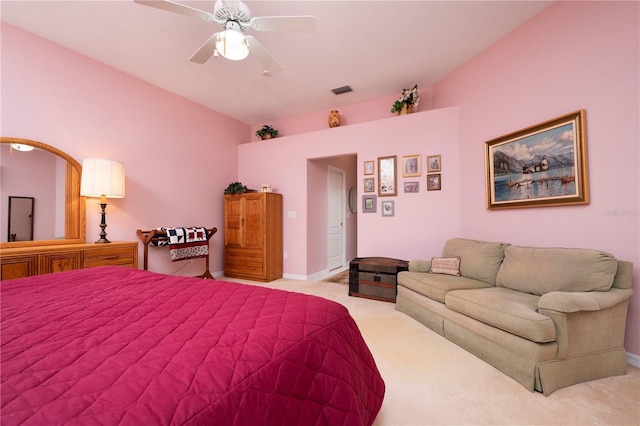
[1,266,384,425]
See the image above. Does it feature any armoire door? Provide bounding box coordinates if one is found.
[242,194,265,250]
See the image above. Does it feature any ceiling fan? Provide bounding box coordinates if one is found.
[134,0,316,75]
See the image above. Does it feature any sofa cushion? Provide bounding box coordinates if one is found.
[442,238,507,285]
[398,271,492,303]
[445,287,556,343]
[496,245,618,296]
[408,259,432,273]
[429,257,461,276]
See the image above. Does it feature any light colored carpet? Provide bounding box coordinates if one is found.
[222,276,640,425]
[322,269,349,284]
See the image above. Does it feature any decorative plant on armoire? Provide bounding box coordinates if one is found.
[224,182,248,195]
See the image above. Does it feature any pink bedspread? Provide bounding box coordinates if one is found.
[1,266,384,425]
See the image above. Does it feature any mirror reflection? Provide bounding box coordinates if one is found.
[1,144,65,242]
[8,196,34,241]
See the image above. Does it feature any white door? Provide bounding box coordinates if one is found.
[327,166,345,271]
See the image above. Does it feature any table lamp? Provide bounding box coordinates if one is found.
[80,158,125,243]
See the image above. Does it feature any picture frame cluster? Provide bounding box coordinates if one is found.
[362,152,443,216]
[401,154,442,192]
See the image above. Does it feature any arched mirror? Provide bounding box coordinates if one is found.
[1,137,85,248]
[348,186,357,214]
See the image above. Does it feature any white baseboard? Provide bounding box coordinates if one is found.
[283,267,350,282]
[627,351,640,368]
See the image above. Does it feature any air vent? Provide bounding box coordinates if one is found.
[331,85,353,95]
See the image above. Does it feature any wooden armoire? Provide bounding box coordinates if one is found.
[223,192,283,282]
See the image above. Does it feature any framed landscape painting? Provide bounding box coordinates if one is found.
[485,110,589,210]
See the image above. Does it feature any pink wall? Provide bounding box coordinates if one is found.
[238,107,461,278]
[248,87,434,142]
[431,1,639,357]
[1,23,250,275]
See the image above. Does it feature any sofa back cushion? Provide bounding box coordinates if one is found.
[442,238,507,285]
[496,245,618,295]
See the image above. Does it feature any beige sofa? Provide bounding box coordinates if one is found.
[396,238,634,395]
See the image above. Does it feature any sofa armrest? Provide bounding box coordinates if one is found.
[538,288,633,313]
[537,288,633,359]
[408,260,432,273]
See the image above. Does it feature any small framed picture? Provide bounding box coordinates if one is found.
[381,200,395,217]
[427,155,441,173]
[402,154,421,177]
[364,178,375,193]
[364,160,374,175]
[362,194,377,213]
[427,174,441,191]
[404,181,419,193]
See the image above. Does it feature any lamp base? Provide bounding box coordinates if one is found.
[95,203,112,244]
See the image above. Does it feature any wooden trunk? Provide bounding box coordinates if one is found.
[349,257,409,303]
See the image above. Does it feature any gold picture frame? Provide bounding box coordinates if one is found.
[364,178,375,193]
[364,160,374,175]
[402,154,421,177]
[485,110,589,210]
[378,155,397,197]
[427,155,441,173]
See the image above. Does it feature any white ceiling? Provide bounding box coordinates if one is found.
[1,1,552,125]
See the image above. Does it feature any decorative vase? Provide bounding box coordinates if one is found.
[261,133,272,140]
[328,110,341,128]
[399,104,415,115]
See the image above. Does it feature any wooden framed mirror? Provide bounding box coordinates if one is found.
[1,137,85,248]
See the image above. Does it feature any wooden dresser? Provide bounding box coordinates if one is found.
[0,241,138,280]
[223,192,282,282]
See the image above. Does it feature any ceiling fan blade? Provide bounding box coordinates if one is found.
[134,0,214,22]
[246,36,283,75]
[189,33,219,64]
[249,16,316,33]
[220,0,240,12]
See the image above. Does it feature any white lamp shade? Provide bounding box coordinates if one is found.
[80,158,125,199]
[216,22,250,60]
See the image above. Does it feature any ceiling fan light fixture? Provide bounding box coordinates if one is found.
[216,21,250,61]
[10,143,35,152]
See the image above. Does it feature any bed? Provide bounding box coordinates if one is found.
[1,266,385,425]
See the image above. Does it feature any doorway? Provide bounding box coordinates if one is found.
[327,166,345,271]
[306,155,357,277]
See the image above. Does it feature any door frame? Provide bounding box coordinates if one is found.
[327,165,346,271]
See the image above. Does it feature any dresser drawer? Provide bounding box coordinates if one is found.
[84,244,137,268]
[224,247,265,279]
